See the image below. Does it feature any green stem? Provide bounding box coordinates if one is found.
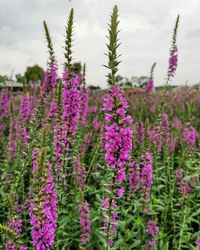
[178,201,187,250]
[86,138,100,184]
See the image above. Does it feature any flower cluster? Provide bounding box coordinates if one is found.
[145,78,154,93]
[168,45,178,78]
[40,62,57,101]
[183,125,198,146]
[172,117,182,131]
[138,121,145,143]
[145,219,159,250]
[80,86,89,126]
[141,151,153,200]
[161,114,176,152]
[62,71,82,136]
[21,127,28,155]
[88,105,97,114]
[78,200,90,245]
[102,86,133,246]
[129,161,140,190]
[31,147,40,175]
[196,236,200,247]
[20,95,31,123]
[148,126,162,153]
[102,198,118,247]
[6,217,27,250]
[161,113,169,135]
[92,118,101,131]
[48,98,57,119]
[29,159,57,250]
[175,168,191,195]
[0,89,10,121]
[73,156,87,190]
[8,218,22,234]
[8,120,19,158]
[103,86,133,171]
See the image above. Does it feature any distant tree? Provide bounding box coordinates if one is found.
[116,75,123,84]
[119,76,132,88]
[107,75,132,88]
[88,85,101,91]
[25,65,44,83]
[15,74,26,83]
[131,76,148,88]
[0,75,9,83]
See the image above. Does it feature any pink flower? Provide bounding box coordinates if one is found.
[78,200,90,245]
[116,187,125,197]
[129,161,140,190]
[141,152,153,200]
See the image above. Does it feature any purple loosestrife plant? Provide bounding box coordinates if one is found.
[161,113,176,152]
[141,151,153,202]
[29,142,57,250]
[5,195,27,250]
[72,156,87,190]
[166,15,179,86]
[53,80,67,179]
[101,5,133,248]
[0,89,10,121]
[137,121,145,144]
[40,22,57,103]
[168,45,178,77]
[20,95,31,123]
[8,119,20,158]
[78,200,90,245]
[161,113,170,135]
[148,126,162,153]
[53,124,66,176]
[61,9,82,139]
[19,94,31,155]
[176,168,191,196]
[39,61,57,107]
[62,71,82,137]
[129,161,140,190]
[145,219,159,250]
[183,125,198,147]
[5,217,27,250]
[48,98,57,120]
[92,118,101,131]
[102,198,118,247]
[103,86,133,171]
[80,64,89,126]
[145,63,156,93]
[195,236,200,248]
[80,85,89,126]
[21,127,28,156]
[172,117,183,131]
[54,71,81,184]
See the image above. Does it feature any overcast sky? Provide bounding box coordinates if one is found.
[0,0,200,88]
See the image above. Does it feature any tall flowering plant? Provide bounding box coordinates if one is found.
[62,72,81,137]
[29,131,57,250]
[101,5,133,247]
[30,21,57,138]
[145,63,156,93]
[53,9,82,181]
[141,152,153,202]
[166,15,179,86]
[40,21,57,103]
[80,64,89,126]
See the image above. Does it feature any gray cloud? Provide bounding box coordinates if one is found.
[0,0,200,87]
